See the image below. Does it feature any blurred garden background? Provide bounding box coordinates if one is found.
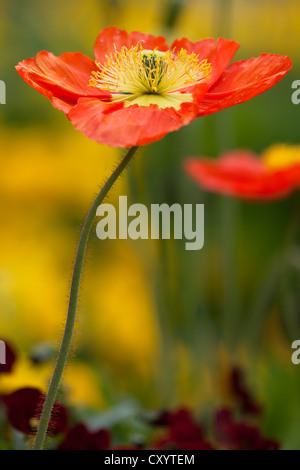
[1,0,300,449]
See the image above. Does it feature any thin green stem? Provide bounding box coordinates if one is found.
[32,146,139,450]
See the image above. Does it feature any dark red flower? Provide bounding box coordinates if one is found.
[57,423,111,450]
[151,410,174,426]
[16,27,291,148]
[230,367,262,416]
[1,387,68,435]
[184,147,300,200]
[0,340,17,374]
[214,409,279,450]
[154,408,213,450]
[112,445,142,450]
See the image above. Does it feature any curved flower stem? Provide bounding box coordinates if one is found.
[32,145,139,450]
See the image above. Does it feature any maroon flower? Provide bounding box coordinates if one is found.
[214,409,279,450]
[154,408,213,450]
[152,409,181,426]
[230,367,262,416]
[57,423,111,450]
[1,387,68,435]
[113,445,142,450]
[0,340,17,374]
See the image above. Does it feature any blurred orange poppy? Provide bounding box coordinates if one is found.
[16,27,291,148]
[184,146,300,200]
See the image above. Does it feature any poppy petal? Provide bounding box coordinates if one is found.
[68,98,198,147]
[16,51,110,113]
[94,26,169,65]
[184,151,295,199]
[171,37,240,88]
[197,53,292,116]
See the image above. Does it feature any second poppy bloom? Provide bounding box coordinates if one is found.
[16,27,291,148]
[184,145,300,200]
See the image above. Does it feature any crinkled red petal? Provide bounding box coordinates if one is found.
[171,37,240,89]
[197,53,292,116]
[68,98,198,147]
[16,51,110,113]
[94,26,169,65]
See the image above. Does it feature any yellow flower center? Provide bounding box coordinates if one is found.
[262,144,300,170]
[89,44,212,110]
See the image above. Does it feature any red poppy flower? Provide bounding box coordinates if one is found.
[184,146,300,200]
[16,27,291,148]
[57,423,111,450]
[1,387,68,435]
